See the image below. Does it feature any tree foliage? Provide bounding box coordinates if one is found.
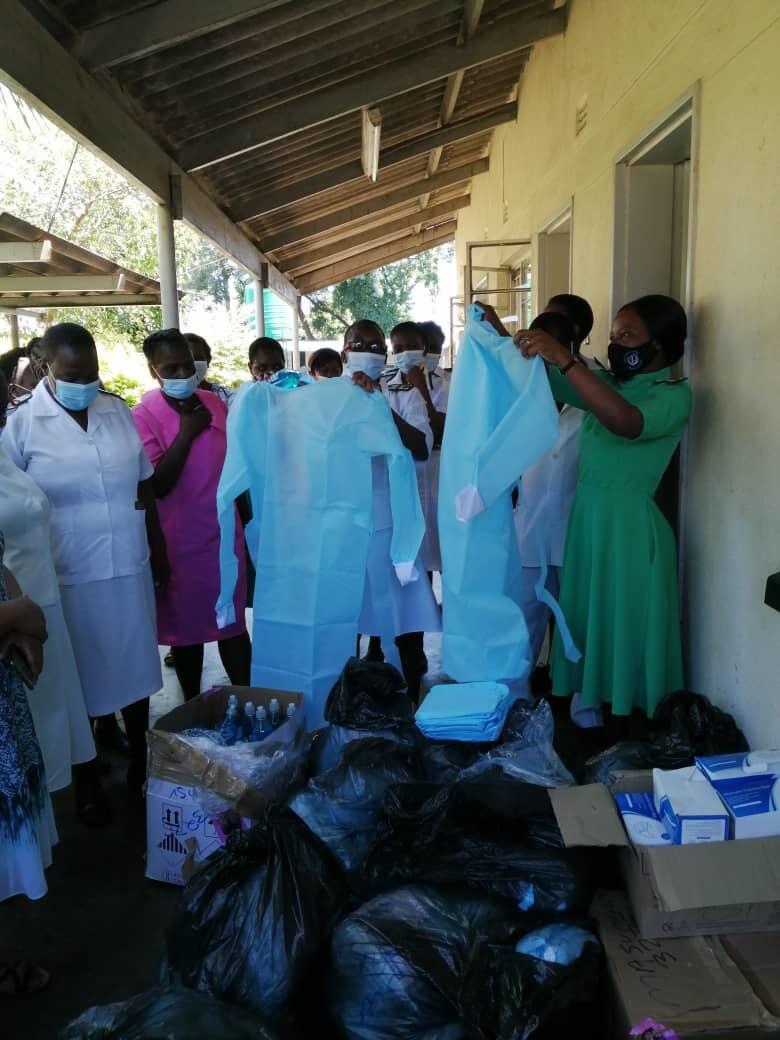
[306,246,449,338]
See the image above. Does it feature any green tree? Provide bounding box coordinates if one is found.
[306,246,450,338]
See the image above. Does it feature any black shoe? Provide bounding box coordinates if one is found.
[164,649,175,668]
[94,715,131,757]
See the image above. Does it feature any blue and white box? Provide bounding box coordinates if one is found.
[614,792,674,846]
[696,752,780,840]
[652,766,730,844]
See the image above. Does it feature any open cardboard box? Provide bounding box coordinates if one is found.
[145,685,303,885]
[550,780,780,939]
[594,889,780,1039]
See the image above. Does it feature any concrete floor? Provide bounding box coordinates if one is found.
[1,631,444,1039]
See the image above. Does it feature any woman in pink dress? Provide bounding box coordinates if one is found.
[133,329,250,699]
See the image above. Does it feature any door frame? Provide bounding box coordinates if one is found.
[611,83,701,599]
[535,200,573,314]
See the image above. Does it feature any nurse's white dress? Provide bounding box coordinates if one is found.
[0,445,95,790]
[359,377,440,651]
[3,385,162,716]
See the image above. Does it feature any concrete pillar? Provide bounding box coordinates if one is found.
[8,312,20,353]
[292,297,300,368]
[253,277,265,337]
[156,203,179,329]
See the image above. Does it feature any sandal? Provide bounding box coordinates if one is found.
[0,962,51,997]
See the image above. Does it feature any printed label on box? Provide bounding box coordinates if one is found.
[145,776,223,886]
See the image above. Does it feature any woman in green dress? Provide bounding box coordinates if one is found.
[512,294,691,723]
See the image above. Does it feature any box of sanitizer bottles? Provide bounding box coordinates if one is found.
[696,752,780,840]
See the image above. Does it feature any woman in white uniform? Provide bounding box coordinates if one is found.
[0,373,101,823]
[3,323,168,801]
[343,319,440,701]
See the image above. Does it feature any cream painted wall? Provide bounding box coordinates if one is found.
[456,0,780,746]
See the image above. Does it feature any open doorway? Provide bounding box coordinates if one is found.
[537,205,572,310]
[612,93,697,545]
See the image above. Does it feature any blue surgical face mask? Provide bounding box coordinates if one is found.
[50,375,100,411]
[345,351,386,382]
[394,350,425,374]
[194,360,208,383]
[423,353,441,374]
[158,371,200,400]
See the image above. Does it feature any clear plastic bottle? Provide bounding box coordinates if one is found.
[251,705,268,742]
[241,702,256,742]
[217,699,240,746]
[268,698,281,730]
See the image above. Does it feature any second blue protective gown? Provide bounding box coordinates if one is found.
[438,305,562,686]
[216,377,425,727]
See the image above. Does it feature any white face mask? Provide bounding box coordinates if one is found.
[156,370,200,400]
[194,360,208,383]
[345,352,386,382]
[423,353,441,374]
[394,350,425,374]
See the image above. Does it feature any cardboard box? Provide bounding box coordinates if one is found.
[550,782,780,938]
[594,889,780,1039]
[697,753,780,840]
[720,933,780,1018]
[145,685,303,885]
[145,776,227,886]
[653,766,730,845]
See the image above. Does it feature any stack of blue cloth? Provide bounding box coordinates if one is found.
[415,682,515,742]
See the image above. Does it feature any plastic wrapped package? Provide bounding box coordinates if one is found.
[459,699,574,788]
[289,737,421,873]
[59,984,278,1039]
[176,722,309,819]
[327,885,512,1040]
[515,923,599,965]
[165,809,350,1021]
[312,658,417,774]
[362,776,592,914]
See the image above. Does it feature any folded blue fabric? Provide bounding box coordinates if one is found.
[415,682,514,742]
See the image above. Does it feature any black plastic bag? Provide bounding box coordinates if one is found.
[165,808,350,1020]
[59,983,278,1039]
[290,737,421,873]
[584,691,748,785]
[653,690,748,755]
[313,658,418,773]
[459,934,603,1040]
[327,885,513,1040]
[362,775,591,914]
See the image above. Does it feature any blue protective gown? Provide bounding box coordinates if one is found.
[438,305,566,687]
[216,377,425,727]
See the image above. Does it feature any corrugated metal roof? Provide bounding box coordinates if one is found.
[24,0,566,291]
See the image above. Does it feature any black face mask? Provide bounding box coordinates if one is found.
[607,340,658,379]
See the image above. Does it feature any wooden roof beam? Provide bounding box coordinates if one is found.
[0,241,53,263]
[421,0,485,209]
[280,197,469,276]
[231,102,513,222]
[297,226,455,294]
[0,274,124,291]
[260,157,487,253]
[72,0,296,70]
[179,7,567,170]
[0,294,163,308]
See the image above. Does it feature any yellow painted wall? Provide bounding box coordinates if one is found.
[456,0,780,745]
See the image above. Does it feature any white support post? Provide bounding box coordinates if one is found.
[8,312,20,353]
[253,277,265,337]
[291,297,300,368]
[156,202,180,329]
